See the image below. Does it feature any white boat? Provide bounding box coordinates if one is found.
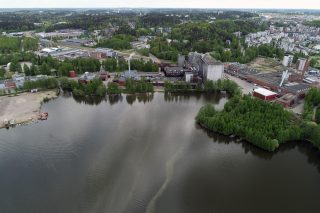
[9,119,16,126]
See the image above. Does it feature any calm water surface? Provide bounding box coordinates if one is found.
[0,93,320,213]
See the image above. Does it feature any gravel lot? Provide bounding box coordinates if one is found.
[0,90,57,128]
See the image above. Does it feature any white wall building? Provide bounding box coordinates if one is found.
[202,54,224,81]
[282,55,294,67]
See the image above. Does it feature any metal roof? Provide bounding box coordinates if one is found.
[254,87,277,97]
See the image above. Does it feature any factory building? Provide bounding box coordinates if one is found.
[253,87,278,101]
[177,55,186,67]
[187,52,224,81]
[201,54,224,81]
[282,55,293,67]
[297,58,310,72]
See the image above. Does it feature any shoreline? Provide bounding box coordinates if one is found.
[0,90,58,129]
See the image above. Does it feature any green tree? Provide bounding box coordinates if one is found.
[23,64,30,76]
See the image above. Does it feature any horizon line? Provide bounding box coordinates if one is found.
[1,7,320,10]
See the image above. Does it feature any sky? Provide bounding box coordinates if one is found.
[1,0,320,9]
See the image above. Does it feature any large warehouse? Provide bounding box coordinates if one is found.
[202,54,224,81]
[187,52,224,81]
[253,87,278,101]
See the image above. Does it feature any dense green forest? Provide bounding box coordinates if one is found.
[0,36,38,53]
[0,9,258,33]
[0,52,36,65]
[197,86,320,152]
[124,78,154,93]
[303,87,320,123]
[59,77,107,97]
[23,78,59,91]
[97,34,134,50]
[305,20,320,27]
[106,79,154,94]
[196,95,303,151]
[148,20,282,63]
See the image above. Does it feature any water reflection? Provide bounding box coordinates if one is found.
[73,95,107,105]
[0,92,319,213]
[108,94,123,105]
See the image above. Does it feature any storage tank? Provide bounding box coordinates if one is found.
[69,70,76,78]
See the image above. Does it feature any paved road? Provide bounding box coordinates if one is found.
[225,73,253,95]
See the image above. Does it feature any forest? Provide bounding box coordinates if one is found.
[196,85,320,152]
[305,20,320,27]
[59,77,107,97]
[148,20,283,63]
[97,35,134,50]
[106,79,154,94]
[0,36,38,53]
[303,87,320,123]
[196,95,303,152]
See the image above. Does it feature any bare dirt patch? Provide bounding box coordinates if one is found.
[0,90,57,128]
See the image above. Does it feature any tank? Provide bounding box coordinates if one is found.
[69,71,76,78]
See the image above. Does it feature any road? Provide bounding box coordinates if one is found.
[225,73,253,94]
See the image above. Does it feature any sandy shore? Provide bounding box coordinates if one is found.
[0,90,57,128]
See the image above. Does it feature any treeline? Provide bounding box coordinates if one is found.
[59,77,107,97]
[164,81,193,92]
[164,79,240,97]
[107,79,154,94]
[1,53,156,78]
[0,36,38,53]
[203,79,241,96]
[58,58,101,76]
[305,20,320,27]
[0,13,37,32]
[0,52,36,65]
[16,56,101,77]
[102,58,158,72]
[303,87,320,123]
[124,79,154,94]
[102,58,127,72]
[23,78,59,91]
[196,95,302,152]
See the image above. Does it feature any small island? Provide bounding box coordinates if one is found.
[196,88,320,152]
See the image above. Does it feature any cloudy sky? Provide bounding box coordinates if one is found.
[1,0,320,9]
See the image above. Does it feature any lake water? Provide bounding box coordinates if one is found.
[0,93,320,213]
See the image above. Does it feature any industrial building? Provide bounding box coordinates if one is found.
[253,87,278,101]
[63,39,97,47]
[275,93,297,108]
[296,58,310,71]
[282,55,294,67]
[226,60,312,97]
[201,54,224,81]
[187,52,224,81]
[95,48,118,58]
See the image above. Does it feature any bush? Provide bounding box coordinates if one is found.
[107,82,122,94]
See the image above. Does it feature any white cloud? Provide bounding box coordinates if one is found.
[1,0,320,9]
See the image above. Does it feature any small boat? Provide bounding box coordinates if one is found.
[9,119,16,126]
[38,112,49,120]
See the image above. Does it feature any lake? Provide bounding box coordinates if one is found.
[0,92,320,213]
